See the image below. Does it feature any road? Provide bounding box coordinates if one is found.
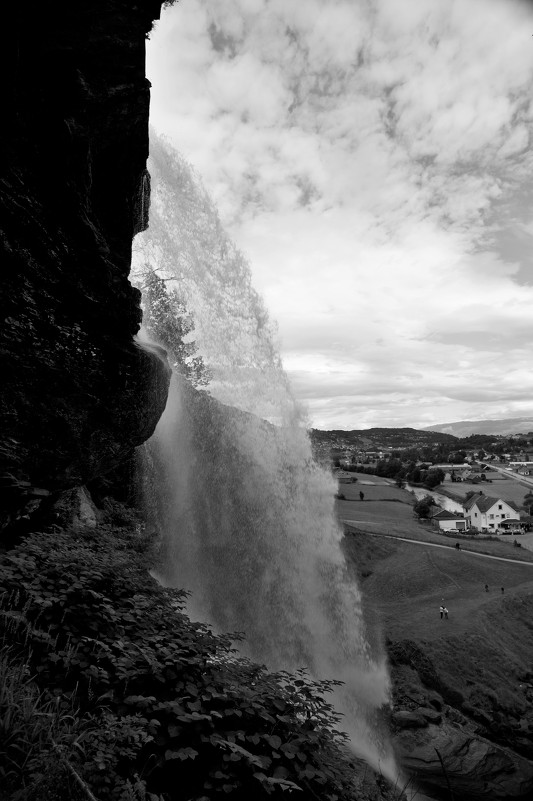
[486,462,533,489]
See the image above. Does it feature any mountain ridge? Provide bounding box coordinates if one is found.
[423,417,533,437]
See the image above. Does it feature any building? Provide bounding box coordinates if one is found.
[508,460,533,474]
[499,518,528,534]
[431,510,468,531]
[336,470,358,484]
[463,493,521,531]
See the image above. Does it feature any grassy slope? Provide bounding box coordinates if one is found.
[336,476,533,562]
[339,489,533,762]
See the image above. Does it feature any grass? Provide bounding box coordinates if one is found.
[342,528,533,759]
[335,476,533,563]
[441,474,532,505]
[0,646,84,800]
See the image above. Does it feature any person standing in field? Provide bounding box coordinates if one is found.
[444,607,449,619]
[359,491,364,501]
[440,605,444,620]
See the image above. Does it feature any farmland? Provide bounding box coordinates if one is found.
[335,473,533,562]
[441,472,532,506]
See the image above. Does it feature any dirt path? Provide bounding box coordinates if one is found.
[343,529,533,643]
[342,520,533,566]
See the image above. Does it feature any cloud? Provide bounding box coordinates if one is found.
[147,0,533,428]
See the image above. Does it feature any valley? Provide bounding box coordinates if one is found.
[337,478,533,800]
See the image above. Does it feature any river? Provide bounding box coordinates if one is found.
[406,484,463,513]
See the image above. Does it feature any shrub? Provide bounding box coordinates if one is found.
[0,517,365,801]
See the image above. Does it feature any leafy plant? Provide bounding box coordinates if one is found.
[0,510,375,801]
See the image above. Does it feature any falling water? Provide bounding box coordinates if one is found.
[132,132,393,772]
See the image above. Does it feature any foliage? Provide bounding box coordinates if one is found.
[424,469,445,489]
[0,646,84,800]
[0,516,365,801]
[413,495,435,519]
[354,459,444,491]
[142,269,211,387]
[523,492,533,513]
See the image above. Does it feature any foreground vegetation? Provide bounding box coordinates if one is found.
[0,504,394,801]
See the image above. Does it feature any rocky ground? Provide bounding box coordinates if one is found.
[342,529,533,801]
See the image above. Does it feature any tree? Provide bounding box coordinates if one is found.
[142,269,211,386]
[425,468,445,489]
[408,466,421,483]
[413,494,435,519]
[523,491,533,515]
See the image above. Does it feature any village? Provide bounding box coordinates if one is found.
[317,429,533,538]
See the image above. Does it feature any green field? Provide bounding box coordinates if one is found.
[335,473,533,562]
[342,528,533,715]
[441,474,532,506]
[343,516,533,801]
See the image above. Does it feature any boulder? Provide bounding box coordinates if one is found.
[397,721,533,800]
[392,710,428,729]
[52,487,100,532]
[418,707,442,724]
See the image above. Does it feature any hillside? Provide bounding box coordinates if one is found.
[310,427,457,450]
[424,418,533,437]
[342,528,533,801]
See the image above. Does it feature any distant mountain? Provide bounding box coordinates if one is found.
[423,418,533,438]
[310,427,457,449]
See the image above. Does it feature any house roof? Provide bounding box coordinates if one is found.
[463,492,485,511]
[432,510,465,520]
[476,496,502,513]
[463,493,521,513]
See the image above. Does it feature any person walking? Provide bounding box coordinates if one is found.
[501,587,505,594]
[485,584,489,592]
[444,607,449,620]
[440,605,444,620]
[359,491,365,501]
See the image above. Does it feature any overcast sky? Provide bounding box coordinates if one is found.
[147,0,533,430]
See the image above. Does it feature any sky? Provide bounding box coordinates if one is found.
[146,0,533,430]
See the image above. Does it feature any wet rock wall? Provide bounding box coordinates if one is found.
[0,1,169,527]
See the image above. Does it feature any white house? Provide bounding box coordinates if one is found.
[431,510,468,531]
[463,493,521,531]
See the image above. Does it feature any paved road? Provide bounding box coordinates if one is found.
[342,519,533,566]
[487,462,533,488]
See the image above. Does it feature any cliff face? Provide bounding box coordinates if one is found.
[0,1,169,526]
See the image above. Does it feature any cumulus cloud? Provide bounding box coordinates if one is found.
[147,0,533,428]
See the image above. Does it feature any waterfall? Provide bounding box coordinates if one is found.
[132,132,393,773]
